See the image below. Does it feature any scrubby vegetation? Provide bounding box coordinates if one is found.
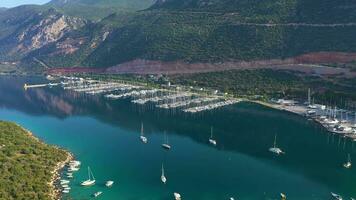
[0,121,67,200]
[169,69,356,107]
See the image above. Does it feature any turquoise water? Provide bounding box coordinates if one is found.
[0,76,356,200]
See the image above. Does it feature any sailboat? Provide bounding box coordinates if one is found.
[161,163,167,184]
[161,132,171,150]
[140,122,148,143]
[81,167,96,186]
[331,192,343,200]
[280,193,287,200]
[174,192,182,200]
[209,127,217,146]
[269,134,284,155]
[343,154,352,169]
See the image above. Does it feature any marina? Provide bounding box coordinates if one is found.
[26,76,242,113]
[0,76,355,199]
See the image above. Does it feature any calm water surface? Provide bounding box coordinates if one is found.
[0,76,355,200]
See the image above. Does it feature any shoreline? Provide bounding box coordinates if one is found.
[248,100,356,139]
[20,125,73,200]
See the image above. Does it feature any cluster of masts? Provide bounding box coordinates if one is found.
[52,77,241,113]
[308,105,356,137]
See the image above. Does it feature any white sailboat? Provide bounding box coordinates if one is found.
[343,154,352,169]
[161,163,167,184]
[331,192,343,200]
[162,132,171,150]
[209,127,217,146]
[280,193,287,200]
[140,122,148,143]
[81,167,96,186]
[93,191,102,197]
[174,192,182,200]
[269,134,284,155]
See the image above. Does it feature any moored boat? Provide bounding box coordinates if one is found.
[81,166,96,186]
[105,180,114,187]
[269,134,284,155]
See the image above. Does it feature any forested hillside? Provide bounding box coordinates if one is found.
[1,0,356,69]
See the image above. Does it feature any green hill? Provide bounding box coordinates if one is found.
[0,121,68,199]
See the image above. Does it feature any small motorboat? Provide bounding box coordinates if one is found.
[60,180,70,185]
[105,180,114,187]
[93,191,102,198]
[62,189,70,194]
[331,192,343,200]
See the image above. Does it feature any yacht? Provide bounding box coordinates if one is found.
[81,167,96,186]
[140,122,148,143]
[269,134,284,155]
[93,191,102,198]
[209,127,217,146]
[161,163,167,184]
[60,180,70,185]
[162,132,171,150]
[331,192,343,200]
[343,154,352,169]
[62,189,70,194]
[105,180,114,187]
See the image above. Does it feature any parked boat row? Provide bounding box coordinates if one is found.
[60,160,81,194]
[183,100,240,113]
[156,97,219,109]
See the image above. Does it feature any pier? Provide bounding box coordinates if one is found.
[36,76,241,113]
[24,83,59,90]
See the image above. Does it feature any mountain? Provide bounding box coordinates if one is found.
[0,6,86,62]
[47,0,156,20]
[1,0,356,71]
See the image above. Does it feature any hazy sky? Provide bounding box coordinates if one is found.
[0,0,50,8]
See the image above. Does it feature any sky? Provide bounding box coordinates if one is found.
[0,0,50,8]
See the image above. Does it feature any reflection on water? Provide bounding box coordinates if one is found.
[0,76,356,200]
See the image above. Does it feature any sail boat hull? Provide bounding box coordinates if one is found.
[161,175,167,184]
[162,144,171,150]
[81,167,96,186]
[140,136,147,143]
[81,180,95,186]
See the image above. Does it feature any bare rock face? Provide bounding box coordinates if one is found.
[12,13,86,54]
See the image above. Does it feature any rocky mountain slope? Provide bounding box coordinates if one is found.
[0,7,86,62]
[0,0,356,71]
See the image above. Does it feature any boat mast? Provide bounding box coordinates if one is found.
[90,167,95,180]
[141,122,144,136]
[210,127,213,139]
[88,167,91,180]
[274,135,277,148]
[162,163,165,176]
